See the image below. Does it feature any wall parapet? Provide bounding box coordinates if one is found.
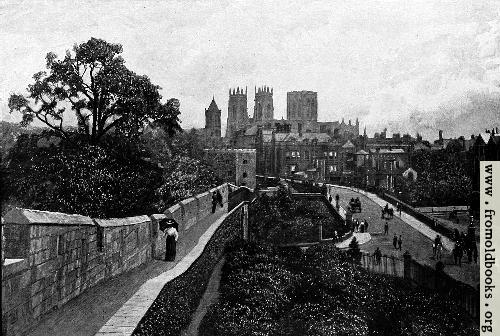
[1,183,230,336]
[3,207,94,226]
[94,215,151,227]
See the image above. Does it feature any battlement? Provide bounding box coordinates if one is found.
[229,86,247,97]
[255,86,273,95]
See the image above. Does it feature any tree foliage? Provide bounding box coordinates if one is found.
[395,149,472,206]
[8,38,181,144]
[155,155,222,210]
[4,133,162,218]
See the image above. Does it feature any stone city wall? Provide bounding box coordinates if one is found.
[1,183,228,336]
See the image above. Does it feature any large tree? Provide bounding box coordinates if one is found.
[8,37,181,144]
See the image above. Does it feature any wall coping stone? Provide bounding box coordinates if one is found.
[94,215,151,228]
[195,191,210,199]
[150,214,166,221]
[180,197,196,206]
[2,207,94,226]
[2,258,28,278]
[165,203,181,215]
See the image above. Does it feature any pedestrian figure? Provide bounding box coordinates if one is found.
[396,202,402,216]
[384,221,389,235]
[364,219,369,232]
[211,192,218,213]
[398,235,402,251]
[453,243,458,265]
[216,190,223,208]
[164,224,179,261]
[433,235,442,259]
[393,234,398,249]
[373,247,382,265]
[454,229,460,242]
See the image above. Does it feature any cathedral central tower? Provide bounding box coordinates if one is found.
[253,86,274,122]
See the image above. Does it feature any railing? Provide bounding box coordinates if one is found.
[379,192,456,240]
[360,251,478,319]
[360,252,404,277]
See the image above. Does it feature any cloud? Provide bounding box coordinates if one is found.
[1,0,499,139]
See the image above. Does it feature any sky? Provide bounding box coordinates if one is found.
[1,0,500,139]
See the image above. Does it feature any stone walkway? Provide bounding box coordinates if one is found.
[328,185,479,287]
[25,207,227,336]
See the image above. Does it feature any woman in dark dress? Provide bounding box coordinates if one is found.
[160,219,179,261]
[164,225,178,261]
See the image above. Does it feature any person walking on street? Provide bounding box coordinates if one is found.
[373,247,382,265]
[364,219,369,232]
[393,234,398,249]
[384,221,389,235]
[398,235,402,251]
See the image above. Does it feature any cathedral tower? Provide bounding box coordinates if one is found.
[286,91,318,122]
[226,87,248,138]
[253,86,274,122]
[205,96,221,138]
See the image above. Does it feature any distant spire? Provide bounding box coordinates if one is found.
[363,127,367,137]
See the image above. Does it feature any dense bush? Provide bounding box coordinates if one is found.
[394,149,472,206]
[4,133,162,218]
[3,128,222,218]
[249,187,347,244]
[200,241,478,336]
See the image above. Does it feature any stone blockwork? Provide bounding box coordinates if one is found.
[1,184,229,336]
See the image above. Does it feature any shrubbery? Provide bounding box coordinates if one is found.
[249,187,347,244]
[3,129,222,218]
[200,241,478,336]
[4,133,162,218]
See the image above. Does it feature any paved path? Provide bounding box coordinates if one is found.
[328,186,479,287]
[25,207,227,336]
[335,232,371,249]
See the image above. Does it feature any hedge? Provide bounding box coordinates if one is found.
[200,241,478,336]
[132,204,243,335]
